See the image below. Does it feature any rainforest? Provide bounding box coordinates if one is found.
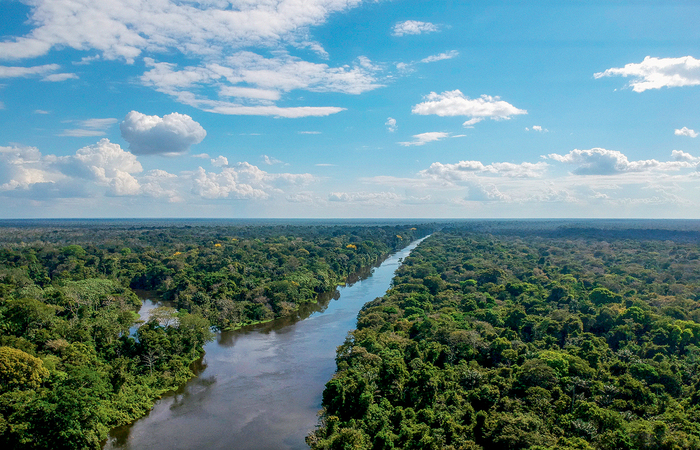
[2,220,700,450]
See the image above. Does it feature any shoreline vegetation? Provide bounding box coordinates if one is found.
[4,219,700,449]
[309,222,700,449]
[0,222,431,449]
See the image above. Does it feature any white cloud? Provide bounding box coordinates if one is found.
[42,73,78,82]
[362,148,700,213]
[81,118,118,129]
[59,118,118,137]
[0,144,56,191]
[262,155,284,165]
[385,117,397,132]
[594,56,700,92]
[120,110,206,156]
[0,2,384,118]
[464,182,510,202]
[420,51,458,64]
[0,0,368,62]
[74,55,101,65]
[190,162,314,200]
[203,104,345,118]
[546,148,695,175]
[1,139,143,197]
[395,62,413,74]
[191,153,210,159]
[420,160,549,181]
[140,53,380,117]
[218,86,281,101]
[392,20,439,37]
[412,90,527,126]
[190,167,267,200]
[675,127,698,138]
[298,131,321,134]
[0,64,60,78]
[140,169,182,202]
[211,156,228,167]
[2,138,319,204]
[526,125,548,132]
[328,191,401,203]
[61,139,143,196]
[394,50,458,75]
[34,110,50,114]
[671,150,700,163]
[58,129,108,137]
[463,118,483,128]
[399,131,449,146]
[286,192,318,203]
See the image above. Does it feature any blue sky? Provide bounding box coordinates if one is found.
[1,0,699,218]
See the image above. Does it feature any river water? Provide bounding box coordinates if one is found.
[105,237,426,450]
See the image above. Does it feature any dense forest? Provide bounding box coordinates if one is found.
[0,222,429,449]
[310,225,700,449]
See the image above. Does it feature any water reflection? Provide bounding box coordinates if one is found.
[105,238,426,450]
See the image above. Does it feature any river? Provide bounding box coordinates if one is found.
[105,237,427,450]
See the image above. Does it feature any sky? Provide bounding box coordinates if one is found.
[0,0,699,219]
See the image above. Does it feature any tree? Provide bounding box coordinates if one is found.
[0,346,49,393]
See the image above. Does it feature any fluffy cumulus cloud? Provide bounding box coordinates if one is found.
[0,145,57,191]
[120,111,206,156]
[0,0,367,62]
[412,90,527,126]
[355,147,700,212]
[399,131,449,146]
[594,56,700,92]
[672,150,700,163]
[211,156,229,168]
[392,20,439,37]
[64,140,143,195]
[675,127,698,138]
[420,160,549,181]
[0,139,143,197]
[546,148,695,175]
[190,162,314,200]
[1,139,317,204]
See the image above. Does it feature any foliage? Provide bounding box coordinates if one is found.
[0,222,430,449]
[310,225,700,449]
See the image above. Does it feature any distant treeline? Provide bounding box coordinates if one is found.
[0,223,431,449]
[310,225,700,449]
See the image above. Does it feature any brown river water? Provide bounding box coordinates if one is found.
[104,237,426,450]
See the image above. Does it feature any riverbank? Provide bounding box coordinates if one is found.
[104,236,427,450]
